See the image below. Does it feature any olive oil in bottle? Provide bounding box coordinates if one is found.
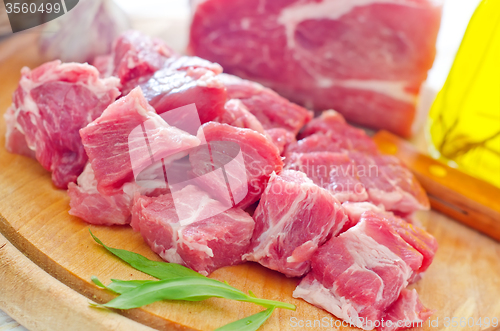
[428,0,500,187]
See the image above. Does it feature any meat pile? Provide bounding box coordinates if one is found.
[4,30,437,331]
[189,0,442,137]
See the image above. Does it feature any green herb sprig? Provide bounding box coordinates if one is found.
[214,307,275,331]
[90,231,202,279]
[89,230,295,330]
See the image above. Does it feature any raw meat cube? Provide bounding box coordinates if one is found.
[359,211,424,272]
[218,73,313,134]
[163,55,223,74]
[285,149,429,214]
[141,67,227,124]
[285,111,429,213]
[244,170,346,277]
[5,60,120,188]
[299,109,345,136]
[287,133,344,155]
[293,213,424,330]
[288,131,377,155]
[215,101,297,156]
[106,30,228,122]
[341,201,387,230]
[131,185,255,276]
[265,128,296,155]
[285,151,369,202]
[110,30,176,89]
[190,0,442,137]
[388,221,437,274]
[216,99,266,133]
[299,110,370,139]
[68,164,139,225]
[4,106,35,159]
[380,289,433,331]
[290,110,378,154]
[342,204,438,274]
[80,87,200,195]
[107,31,227,123]
[190,122,283,209]
[371,211,437,274]
[348,151,430,214]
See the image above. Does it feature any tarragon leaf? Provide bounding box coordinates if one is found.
[94,277,295,310]
[89,231,296,331]
[214,307,275,331]
[89,229,202,280]
[107,279,153,294]
[91,276,153,295]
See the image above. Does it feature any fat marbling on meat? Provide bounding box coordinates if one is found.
[4,60,120,188]
[218,73,313,135]
[245,170,346,277]
[285,111,430,215]
[285,151,370,203]
[131,184,255,276]
[293,211,426,330]
[190,122,283,209]
[68,163,140,225]
[190,0,442,137]
[216,99,266,134]
[80,87,200,195]
[342,203,438,274]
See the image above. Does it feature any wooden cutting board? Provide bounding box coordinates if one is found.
[1,34,500,331]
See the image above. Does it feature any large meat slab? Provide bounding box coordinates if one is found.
[189,0,442,136]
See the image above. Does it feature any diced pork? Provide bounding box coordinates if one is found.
[68,163,139,225]
[295,110,378,153]
[216,102,297,156]
[5,60,120,188]
[287,111,377,155]
[190,122,283,209]
[372,210,437,274]
[348,151,430,214]
[342,205,437,278]
[107,31,227,122]
[341,201,387,230]
[380,289,433,331]
[285,111,429,214]
[4,106,35,159]
[285,151,369,202]
[92,54,114,78]
[80,87,200,195]
[218,73,313,134]
[141,67,227,124]
[216,99,265,133]
[244,170,346,277]
[105,30,228,124]
[163,55,223,74]
[265,128,296,156]
[293,214,424,330]
[299,110,364,138]
[110,30,176,90]
[131,185,255,276]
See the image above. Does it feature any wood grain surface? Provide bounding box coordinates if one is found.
[0,34,499,331]
[0,232,156,331]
